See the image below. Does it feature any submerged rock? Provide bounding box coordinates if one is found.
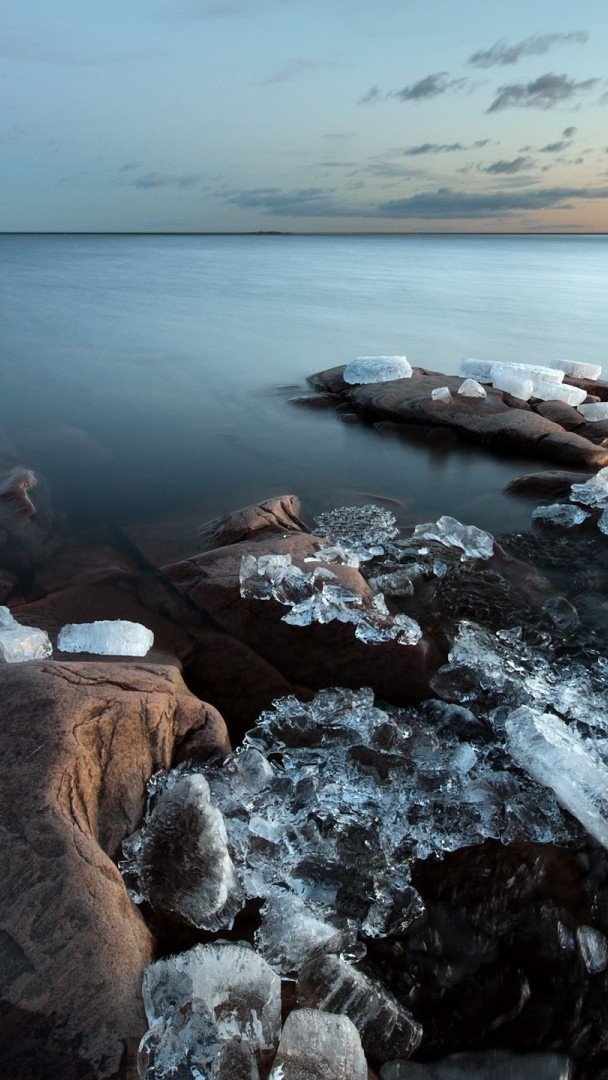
[379,1049,572,1078]
[269,1008,367,1080]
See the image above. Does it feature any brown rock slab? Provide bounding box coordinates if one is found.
[0,660,229,1078]
[504,470,594,498]
[195,494,309,553]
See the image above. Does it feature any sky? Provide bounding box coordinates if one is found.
[2,0,608,232]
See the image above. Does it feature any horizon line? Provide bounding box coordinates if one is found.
[1,230,607,237]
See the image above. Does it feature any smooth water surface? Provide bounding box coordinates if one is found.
[1,234,606,553]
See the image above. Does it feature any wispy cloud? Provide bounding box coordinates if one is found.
[0,35,154,66]
[376,185,608,219]
[404,139,490,156]
[258,58,337,86]
[358,85,382,104]
[224,185,352,216]
[133,172,202,189]
[468,32,588,68]
[487,72,600,112]
[392,72,471,102]
[484,156,534,174]
[539,139,571,152]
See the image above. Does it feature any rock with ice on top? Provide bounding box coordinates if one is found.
[457,358,493,383]
[343,356,412,384]
[458,378,486,399]
[505,705,608,851]
[411,516,494,560]
[431,386,452,402]
[0,606,52,663]
[532,380,587,407]
[577,402,608,422]
[548,358,602,381]
[532,504,589,528]
[57,619,153,656]
[269,1009,367,1080]
[379,1049,573,1079]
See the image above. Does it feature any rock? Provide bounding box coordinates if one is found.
[504,471,593,498]
[379,1049,572,1078]
[269,1008,368,1080]
[195,494,309,552]
[289,393,336,408]
[0,660,229,1078]
[532,401,585,431]
[0,467,37,519]
[564,375,608,401]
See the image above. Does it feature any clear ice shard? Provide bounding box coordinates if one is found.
[458,378,486,398]
[411,516,494,560]
[297,951,422,1063]
[531,380,587,406]
[0,606,52,663]
[576,925,608,973]
[255,892,356,976]
[268,1008,367,1080]
[548,358,601,381]
[570,467,608,509]
[577,402,608,422]
[57,619,154,656]
[343,356,412,384]
[379,1049,573,1079]
[142,942,281,1065]
[532,504,589,527]
[119,774,244,931]
[505,706,608,851]
[138,999,262,1079]
[431,386,452,402]
[313,504,399,556]
[457,359,493,383]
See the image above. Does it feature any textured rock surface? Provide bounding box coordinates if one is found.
[0,660,229,1078]
[504,470,593,498]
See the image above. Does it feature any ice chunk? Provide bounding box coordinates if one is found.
[57,619,153,656]
[532,504,589,527]
[490,362,564,385]
[577,401,608,422]
[598,508,608,536]
[505,706,608,851]
[143,941,282,1056]
[458,379,486,399]
[431,386,452,402]
[457,359,493,383]
[138,999,262,1079]
[490,368,534,401]
[570,467,608,508]
[119,774,244,931]
[532,380,587,406]
[269,1009,367,1080]
[576,925,608,973]
[0,606,52,663]
[548,358,602,381]
[343,356,412,384]
[313,504,399,556]
[255,893,352,975]
[411,516,494,561]
[297,951,422,1063]
[379,1049,572,1078]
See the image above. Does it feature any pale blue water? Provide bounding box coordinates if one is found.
[0,234,606,550]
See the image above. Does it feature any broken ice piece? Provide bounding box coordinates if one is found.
[506,706,608,851]
[457,359,493,383]
[343,356,412,384]
[57,619,153,656]
[313,504,399,553]
[121,774,244,931]
[576,925,608,974]
[458,379,486,399]
[570,467,608,508]
[269,1009,367,1080]
[143,941,282,1057]
[532,504,589,528]
[255,892,351,975]
[577,402,608,422]
[411,516,494,560]
[490,362,564,386]
[491,369,534,401]
[431,386,452,402]
[297,951,422,1063]
[548,358,602,381]
[379,1049,573,1078]
[532,380,587,407]
[0,606,52,663]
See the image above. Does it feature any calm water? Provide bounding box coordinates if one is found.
[1,234,606,555]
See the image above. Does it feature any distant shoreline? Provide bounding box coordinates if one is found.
[1,230,607,237]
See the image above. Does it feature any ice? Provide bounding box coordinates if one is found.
[490,362,564,386]
[431,386,452,402]
[255,893,354,975]
[548,358,602,381]
[119,774,244,931]
[490,363,565,402]
[576,925,608,973]
[313,504,399,557]
[138,998,262,1079]
[570,467,608,509]
[457,359,494,383]
[411,517,494,561]
[532,504,589,527]
[531,380,587,406]
[343,356,412,384]
[269,1009,367,1080]
[458,378,486,399]
[598,508,608,536]
[57,619,153,656]
[490,367,534,400]
[379,1049,572,1079]
[505,706,608,851]
[577,402,608,422]
[0,606,52,663]
[297,952,422,1063]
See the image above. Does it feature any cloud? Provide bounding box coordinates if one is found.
[484,156,534,174]
[404,139,490,155]
[358,85,382,104]
[563,126,578,137]
[487,72,600,112]
[539,139,571,152]
[224,186,353,216]
[119,162,141,172]
[133,172,202,189]
[0,36,154,66]
[375,185,608,219]
[392,72,469,102]
[258,58,336,86]
[468,32,588,68]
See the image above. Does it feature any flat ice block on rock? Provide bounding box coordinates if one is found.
[490,362,564,386]
[411,516,494,560]
[532,503,589,527]
[0,605,52,663]
[57,619,154,656]
[458,378,486,398]
[380,1049,572,1079]
[431,386,452,402]
[549,359,602,381]
[532,380,587,407]
[506,705,608,851]
[491,369,534,401]
[457,359,493,383]
[343,356,412,384]
[577,402,608,422]
[269,1009,367,1080]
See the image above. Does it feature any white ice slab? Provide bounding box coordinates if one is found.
[490,362,564,386]
[532,380,587,406]
[0,606,52,663]
[343,356,412,384]
[548,359,602,381]
[57,619,154,656]
[457,359,493,383]
[491,369,534,401]
[577,402,608,422]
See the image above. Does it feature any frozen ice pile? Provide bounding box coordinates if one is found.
[577,402,608,422]
[531,466,608,537]
[313,504,400,560]
[343,356,412,384]
[0,606,52,663]
[411,516,494,560]
[432,386,452,402]
[548,359,602,381]
[57,619,154,656]
[458,379,486,398]
[457,359,494,383]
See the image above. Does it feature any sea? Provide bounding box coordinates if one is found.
[0,233,606,560]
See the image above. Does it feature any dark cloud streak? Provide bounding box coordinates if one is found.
[487,72,600,112]
[468,32,588,68]
[376,185,608,219]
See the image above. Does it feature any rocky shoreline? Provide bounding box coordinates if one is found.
[2,368,608,1078]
